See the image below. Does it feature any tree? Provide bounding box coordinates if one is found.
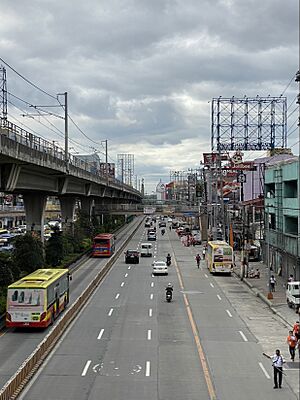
[0,253,14,286]
[13,233,44,274]
[45,226,64,267]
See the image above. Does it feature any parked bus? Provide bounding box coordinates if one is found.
[92,233,115,257]
[6,269,70,328]
[206,241,233,275]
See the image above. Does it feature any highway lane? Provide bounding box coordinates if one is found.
[18,223,297,399]
[0,217,142,389]
[19,224,210,400]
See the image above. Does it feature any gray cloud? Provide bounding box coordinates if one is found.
[0,0,298,191]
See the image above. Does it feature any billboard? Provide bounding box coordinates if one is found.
[99,163,115,177]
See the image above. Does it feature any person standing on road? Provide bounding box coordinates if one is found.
[202,247,206,260]
[195,254,201,268]
[286,330,297,361]
[270,275,276,292]
[293,320,300,341]
[271,349,285,389]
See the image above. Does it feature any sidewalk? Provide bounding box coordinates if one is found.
[233,253,299,328]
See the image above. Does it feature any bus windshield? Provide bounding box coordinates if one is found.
[94,238,109,245]
[7,288,44,306]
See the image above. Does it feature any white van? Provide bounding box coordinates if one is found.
[141,243,153,257]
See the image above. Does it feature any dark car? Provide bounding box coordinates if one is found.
[158,221,166,228]
[125,249,139,264]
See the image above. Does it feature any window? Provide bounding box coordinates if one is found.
[285,216,298,235]
[284,180,297,198]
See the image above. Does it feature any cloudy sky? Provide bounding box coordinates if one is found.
[0,0,298,192]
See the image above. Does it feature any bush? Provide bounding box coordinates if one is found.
[45,227,64,267]
[13,233,44,275]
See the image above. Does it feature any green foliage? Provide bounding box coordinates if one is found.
[45,227,64,267]
[0,253,14,286]
[0,291,6,315]
[13,233,44,275]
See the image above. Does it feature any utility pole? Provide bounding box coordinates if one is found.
[266,206,273,299]
[57,92,68,172]
[296,68,300,277]
[0,66,7,126]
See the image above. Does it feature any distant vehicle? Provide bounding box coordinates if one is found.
[152,260,168,275]
[6,268,70,328]
[140,243,153,257]
[248,245,260,261]
[0,229,9,236]
[158,221,166,228]
[206,241,233,275]
[0,234,14,252]
[192,234,202,245]
[125,249,139,264]
[92,233,115,257]
[167,218,172,223]
[286,281,300,313]
[145,221,151,228]
[147,231,156,241]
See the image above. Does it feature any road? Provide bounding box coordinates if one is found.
[0,218,142,389]
[15,222,298,400]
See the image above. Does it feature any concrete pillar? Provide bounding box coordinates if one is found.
[23,193,47,239]
[59,196,76,232]
[80,197,94,219]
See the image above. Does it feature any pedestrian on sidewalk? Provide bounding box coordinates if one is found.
[271,349,285,389]
[270,275,276,292]
[202,247,206,260]
[195,254,201,268]
[286,330,297,361]
[293,320,300,341]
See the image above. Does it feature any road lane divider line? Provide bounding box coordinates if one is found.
[150,293,153,300]
[128,266,131,270]
[149,308,152,317]
[125,273,128,277]
[115,293,120,299]
[121,282,125,287]
[226,310,233,318]
[210,283,214,288]
[217,295,222,301]
[147,329,152,340]
[173,254,217,400]
[145,361,151,377]
[81,360,91,376]
[239,331,248,342]
[151,282,154,287]
[97,329,104,340]
[259,362,271,379]
[204,274,208,278]
[108,308,114,316]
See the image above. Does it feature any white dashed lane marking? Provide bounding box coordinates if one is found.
[239,331,248,342]
[115,293,120,299]
[259,362,271,379]
[108,308,114,316]
[217,294,222,300]
[97,329,104,340]
[145,361,151,376]
[149,308,152,317]
[226,310,233,318]
[81,360,91,376]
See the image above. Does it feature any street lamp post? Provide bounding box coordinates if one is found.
[266,206,273,299]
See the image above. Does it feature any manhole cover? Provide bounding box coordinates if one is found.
[285,362,300,369]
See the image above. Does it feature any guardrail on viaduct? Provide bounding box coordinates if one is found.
[0,120,140,196]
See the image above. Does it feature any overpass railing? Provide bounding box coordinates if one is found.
[0,120,140,195]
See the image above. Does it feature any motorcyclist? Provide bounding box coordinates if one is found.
[166,283,173,295]
[161,228,165,235]
[166,253,171,265]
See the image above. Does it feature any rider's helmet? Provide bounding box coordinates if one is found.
[167,283,172,288]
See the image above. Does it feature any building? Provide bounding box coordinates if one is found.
[264,158,299,280]
[155,180,166,201]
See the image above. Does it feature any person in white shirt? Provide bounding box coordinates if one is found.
[271,349,285,389]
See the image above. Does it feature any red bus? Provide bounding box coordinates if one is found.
[92,233,115,257]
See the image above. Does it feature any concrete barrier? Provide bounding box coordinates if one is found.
[0,217,143,400]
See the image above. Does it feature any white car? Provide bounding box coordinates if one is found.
[152,260,168,275]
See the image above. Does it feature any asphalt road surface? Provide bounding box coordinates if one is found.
[17,223,298,400]
[0,218,141,389]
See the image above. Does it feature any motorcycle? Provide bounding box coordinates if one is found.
[166,290,172,302]
[161,229,165,236]
[166,258,171,267]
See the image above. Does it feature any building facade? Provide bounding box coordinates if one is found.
[264,159,299,280]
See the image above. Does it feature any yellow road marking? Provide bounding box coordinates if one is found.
[173,254,217,400]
